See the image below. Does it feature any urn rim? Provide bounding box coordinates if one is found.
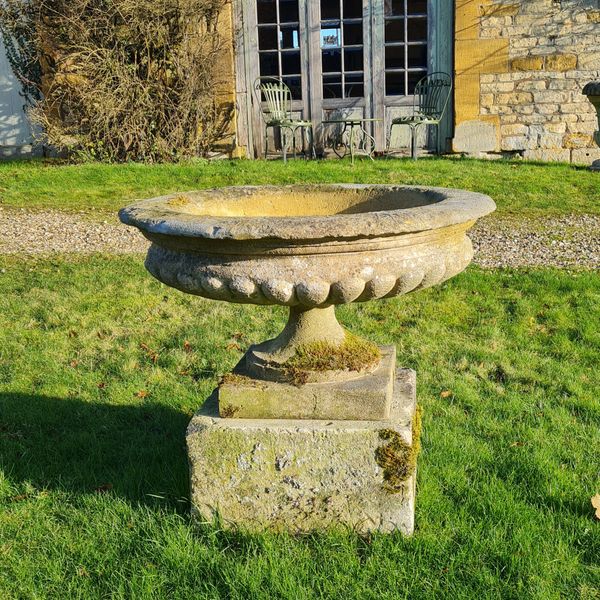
[119,184,496,243]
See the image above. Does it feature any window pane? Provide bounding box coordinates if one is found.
[344,48,363,72]
[407,17,427,42]
[385,45,405,69]
[259,52,279,76]
[345,73,364,97]
[258,27,278,50]
[321,0,340,20]
[283,76,302,99]
[279,0,299,22]
[408,44,427,69]
[385,19,405,43]
[257,0,277,24]
[386,72,405,96]
[323,74,342,98]
[408,70,427,94]
[384,0,404,17]
[343,22,363,45]
[407,0,427,13]
[382,0,428,96]
[321,26,341,48]
[281,51,301,74]
[322,49,342,72]
[280,26,300,49]
[343,0,362,19]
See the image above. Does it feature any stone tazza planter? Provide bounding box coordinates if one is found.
[120,184,495,533]
[120,184,495,380]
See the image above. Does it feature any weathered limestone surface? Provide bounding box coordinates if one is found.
[120,185,494,311]
[219,346,396,421]
[120,185,495,534]
[187,370,418,534]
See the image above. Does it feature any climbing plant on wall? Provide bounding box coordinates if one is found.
[0,0,42,107]
[0,0,232,161]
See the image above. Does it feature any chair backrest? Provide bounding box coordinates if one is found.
[414,72,452,121]
[254,77,293,123]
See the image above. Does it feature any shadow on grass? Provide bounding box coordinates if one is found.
[0,392,190,509]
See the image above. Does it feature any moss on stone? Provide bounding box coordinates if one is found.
[167,194,191,207]
[219,403,240,418]
[219,373,269,417]
[376,405,422,493]
[283,333,381,385]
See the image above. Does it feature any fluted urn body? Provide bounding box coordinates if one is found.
[120,184,495,380]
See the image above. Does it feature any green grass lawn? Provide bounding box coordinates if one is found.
[0,157,598,216]
[0,255,598,598]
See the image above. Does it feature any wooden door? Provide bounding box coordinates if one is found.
[307,0,373,153]
[234,0,453,157]
[372,0,454,153]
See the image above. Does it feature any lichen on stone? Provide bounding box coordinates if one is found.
[282,333,381,385]
[376,405,422,493]
[219,372,268,388]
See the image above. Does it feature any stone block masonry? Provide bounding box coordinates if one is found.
[187,370,419,534]
[454,0,600,164]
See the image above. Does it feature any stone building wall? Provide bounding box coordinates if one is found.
[454,0,600,164]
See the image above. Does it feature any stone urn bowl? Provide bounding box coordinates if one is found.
[120,184,495,382]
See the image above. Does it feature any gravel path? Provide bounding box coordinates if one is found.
[0,207,598,270]
[0,208,149,255]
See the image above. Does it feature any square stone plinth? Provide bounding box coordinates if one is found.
[219,345,396,421]
[186,369,418,534]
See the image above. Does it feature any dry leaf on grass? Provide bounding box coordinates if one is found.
[140,343,159,363]
[592,494,600,520]
[94,483,113,494]
[440,390,452,398]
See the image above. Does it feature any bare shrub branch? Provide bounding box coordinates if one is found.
[0,0,233,161]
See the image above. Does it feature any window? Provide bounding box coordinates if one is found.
[257,0,302,99]
[320,0,365,99]
[384,0,428,96]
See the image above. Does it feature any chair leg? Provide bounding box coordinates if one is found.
[309,127,316,159]
[302,127,311,160]
[386,123,395,158]
[411,125,419,161]
[292,127,297,159]
[264,126,269,159]
[282,128,287,163]
[433,123,441,155]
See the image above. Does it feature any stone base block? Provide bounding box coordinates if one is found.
[218,345,396,421]
[187,369,418,534]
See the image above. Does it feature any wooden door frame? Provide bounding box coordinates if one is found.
[234,0,310,158]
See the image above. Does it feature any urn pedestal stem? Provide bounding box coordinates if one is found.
[251,305,343,359]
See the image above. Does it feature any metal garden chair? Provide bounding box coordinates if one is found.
[387,72,452,160]
[254,77,315,162]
